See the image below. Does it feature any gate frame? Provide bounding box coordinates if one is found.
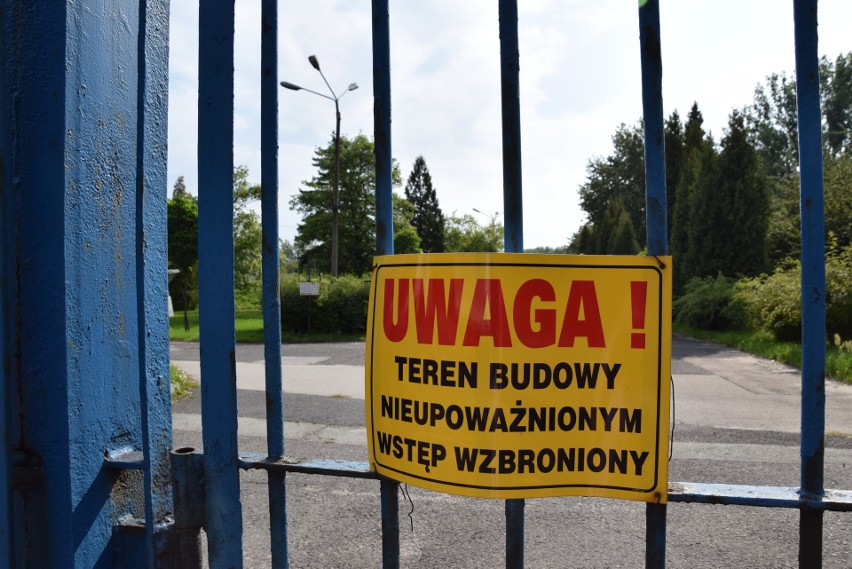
[1,0,851,567]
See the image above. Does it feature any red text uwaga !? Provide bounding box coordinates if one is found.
[382,278,609,348]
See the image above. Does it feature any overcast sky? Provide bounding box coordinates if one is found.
[168,1,852,250]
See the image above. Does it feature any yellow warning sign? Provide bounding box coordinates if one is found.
[365,253,672,502]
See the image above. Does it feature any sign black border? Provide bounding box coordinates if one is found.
[367,258,667,496]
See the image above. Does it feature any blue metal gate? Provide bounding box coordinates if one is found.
[1,0,850,567]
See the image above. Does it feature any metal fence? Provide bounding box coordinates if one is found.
[1,0,850,567]
[192,1,850,567]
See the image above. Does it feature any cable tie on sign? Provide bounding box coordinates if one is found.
[400,484,415,532]
[653,255,666,269]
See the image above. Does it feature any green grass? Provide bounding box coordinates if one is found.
[674,324,852,383]
[170,364,198,401]
[169,309,364,344]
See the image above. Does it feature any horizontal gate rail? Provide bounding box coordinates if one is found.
[235,452,852,512]
[239,454,377,479]
[669,483,852,512]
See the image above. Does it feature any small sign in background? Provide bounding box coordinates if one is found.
[299,281,320,296]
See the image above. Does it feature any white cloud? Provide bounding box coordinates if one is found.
[168,0,852,249]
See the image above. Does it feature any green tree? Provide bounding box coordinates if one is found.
[445,213,503,252]
[745,53,852,176]
[232,165,263,297]
[823,156,852,249]
[767,154,852,264]
[290,134,400,275]
[578,199,640,255]
[600,199,640,255]
[233,164,262,209]
[290,135,376,274]
[570,225,595,254]
[172,175,189,198]
[404,155,445,252]
[822,53,852,158]
[167,179,199,330]
[717,111,769,277]
[686,143,722,278]
[280,239,301,274]
[745,71,799,178]
[525,245,569,254]
[577,121,646,247]
[664,111,685,238]
[671,104,717,292]
[392,193,422,254]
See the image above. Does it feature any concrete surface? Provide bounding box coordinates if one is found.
[170,337,852,568]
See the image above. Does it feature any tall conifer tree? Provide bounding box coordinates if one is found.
[671,104,709,291]
[404,156,445,252]
[718,111,769,276]
[664,111,684,239]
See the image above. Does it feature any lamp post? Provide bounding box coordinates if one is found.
[281,55,357,276]
[472,208,498,224]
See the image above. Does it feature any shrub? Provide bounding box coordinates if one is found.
[280,276,312,333]
[733,244,852,341]
[733,266,801,341]
[312,275,371,333]
[825,244,852,338]
[280,274,371,334]
[673,274,745,330]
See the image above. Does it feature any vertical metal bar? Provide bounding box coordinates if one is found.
[380,479,400,569]
[505,499,525,569]
[198,1,244,567]
[639,2,668,567]
[2,4,69,564]
[498,3,525,565]
[639,0,667,256]
[0,0,11,561]
[261,0,288,567]
[645,503,667,568]
[372,0,394,258]
[793,0,825,565]
[372,4,399,567]
[499,3,525,565]
[136,0,174,565]
[498,0,523,254]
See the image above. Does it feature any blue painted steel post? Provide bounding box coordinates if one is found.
[499,0,523,255]
[639,0,667,257]
[372,3,399,567]
[0,1,11,558]
[2,1,173,565]
[498,2,525,567]
[380,479,400,569]
[136,0,177,564]
[639,1,668,566]
[371,0,399,556]
[793,0,826,565]
[373,0,394,258]
[260,0,288,567]
[198,1,244,566]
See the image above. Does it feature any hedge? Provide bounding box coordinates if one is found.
[280,274,371,334]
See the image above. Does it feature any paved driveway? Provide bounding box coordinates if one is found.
[170,336,852,568]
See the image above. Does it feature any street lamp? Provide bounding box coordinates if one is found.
[472,208,498,224]
[281,55,358,277]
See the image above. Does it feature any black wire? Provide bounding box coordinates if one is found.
[400,484,414,532]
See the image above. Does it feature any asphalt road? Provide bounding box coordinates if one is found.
[170,337,852,568]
